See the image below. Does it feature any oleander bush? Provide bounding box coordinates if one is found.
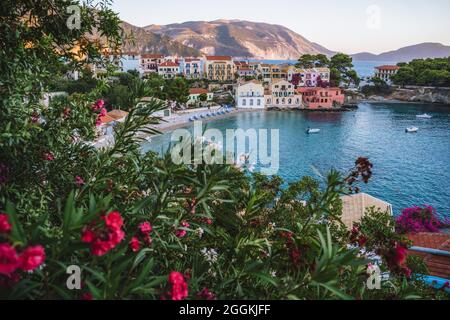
[0,0,448,300]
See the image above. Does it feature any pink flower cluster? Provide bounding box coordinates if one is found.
[0,214,46,281]
[165,271,188,300]
[81,211,125,256]
[129,222,153,252]
[92,100,107,127]
[175,221,190,238]
[197,287,216,300]
[396,206,447,234]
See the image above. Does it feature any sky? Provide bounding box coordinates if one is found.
[107,0,450,54]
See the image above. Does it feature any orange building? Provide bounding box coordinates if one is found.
[297,87,345,109]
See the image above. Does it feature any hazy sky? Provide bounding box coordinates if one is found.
[108,0,450,54]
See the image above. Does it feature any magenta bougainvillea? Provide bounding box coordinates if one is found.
[395,206,447,234]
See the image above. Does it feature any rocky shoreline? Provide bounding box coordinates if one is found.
[354,87,450,105]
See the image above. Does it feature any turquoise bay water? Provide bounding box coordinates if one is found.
[144,103,450,218]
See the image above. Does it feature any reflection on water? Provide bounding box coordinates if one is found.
[143,103,450,218]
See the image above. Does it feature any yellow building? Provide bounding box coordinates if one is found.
[205,56,236,81]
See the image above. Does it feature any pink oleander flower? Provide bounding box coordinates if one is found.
[139,222,152,234]
[175,221,190,238]
[19,245,45,272]
[0,214,12,234]
[129,237,141,252]
[167,271,188,300]
[197,287,216,300]
[0,244,20,276]
[43,152,54,161]
[81,292,93,300]
[100,108,107,116]
[92,99,105,111]
[81,211,126,257]
[75,176,85,187]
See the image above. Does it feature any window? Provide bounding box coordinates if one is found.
[257,99,261,106]
[250,99,254,106]
[242,99,246,106]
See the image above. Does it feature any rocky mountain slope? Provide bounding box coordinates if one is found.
[120,21,200,56]
[145,19,335,59]
[352,43,450,62]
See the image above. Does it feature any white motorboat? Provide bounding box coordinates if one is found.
[406,127,419,133]
[306,128,321,134]
[416,113,432,119]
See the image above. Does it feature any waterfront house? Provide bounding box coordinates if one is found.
[187,88,214,106]
[158,61,180,79]
[141,54,164,75]
[288,67,331,87]
[180,58,204,79]
[138,97,172,118]
[205,56,236,81]
[297,87,345,109]
[235,80,265,109]
[265,79,302,109]
[374,65,400,84]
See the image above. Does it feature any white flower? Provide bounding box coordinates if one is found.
[201,248,218,264]
[270,271,277,277]
[196,227,204,239]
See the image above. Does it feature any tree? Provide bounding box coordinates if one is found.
[296,54,329,69]
[164,77,189,105]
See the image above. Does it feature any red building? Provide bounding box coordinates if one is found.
[297,87,345,109]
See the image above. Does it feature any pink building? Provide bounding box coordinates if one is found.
[297,87,345,109]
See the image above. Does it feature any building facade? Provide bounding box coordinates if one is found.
[288,67,331,87]
[141,54,164,75]
[180,58,204,79]
[265,79,302,108]
[157,61,180,79]
[297,87,344,109]
[187,88,214,106]
[205,56,235,81]
[120,52,143,75]
[235,80,265,109]
[374,65,400,84]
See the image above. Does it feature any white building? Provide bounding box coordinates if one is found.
[158,61,180,79]
[265,79,302,108]
[235,80,265,109]
[180,58,204,79]
[187,88,214,106]
[374,65,400,85]
[120,52,143,75]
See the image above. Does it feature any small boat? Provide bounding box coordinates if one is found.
[306,128,321,134]
[406,127,419,133]
[416,113,432,119]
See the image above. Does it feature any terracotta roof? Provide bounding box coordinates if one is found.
[100,115,116,124]
[407,232,450,279]
[189,88,209,95]
[159,61,179,67]
[185,58,201,62]
[206,56,232,61]
[107,110,128,120]
[375,65,400,70]
[142,54,164,59]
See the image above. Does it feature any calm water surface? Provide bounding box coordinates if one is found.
[144,103,450,218]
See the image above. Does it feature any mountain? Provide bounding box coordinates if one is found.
[351,43,450,62]
[120,21,201,56]
[145,20,335,59]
